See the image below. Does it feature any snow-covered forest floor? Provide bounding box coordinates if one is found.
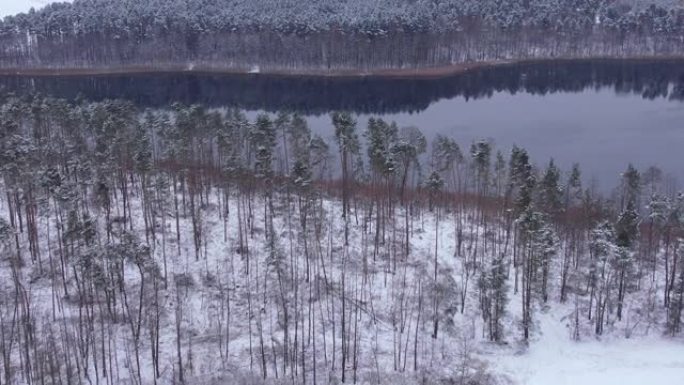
[0,98,682,385]
[2,184,682,385]
[493,308,684,384]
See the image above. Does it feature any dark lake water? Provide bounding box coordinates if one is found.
[1,59,683,191]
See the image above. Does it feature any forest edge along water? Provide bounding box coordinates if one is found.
[0,59,500,77]
[2,58,684,190]
[0,57,682,79]
[3,58,684,112]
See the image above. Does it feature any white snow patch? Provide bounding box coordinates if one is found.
[492,309,684,385]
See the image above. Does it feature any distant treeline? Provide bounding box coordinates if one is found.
[2,0,684,35]
[1,0,684,70]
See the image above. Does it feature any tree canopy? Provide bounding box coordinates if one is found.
[1,0,683,38]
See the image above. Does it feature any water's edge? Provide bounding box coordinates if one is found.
[2,56,684,79]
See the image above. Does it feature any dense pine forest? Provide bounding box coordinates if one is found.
[2,0,684,71]
[0,94,681,384]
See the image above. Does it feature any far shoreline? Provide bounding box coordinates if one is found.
[1,56,684,79]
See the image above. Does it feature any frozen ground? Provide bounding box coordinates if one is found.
[493,308,684,385]
[0,178,681,384]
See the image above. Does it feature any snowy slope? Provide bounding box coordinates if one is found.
[0,173,681,384]
[491,306,684,384]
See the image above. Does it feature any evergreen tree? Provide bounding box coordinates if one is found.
[589,220,616,335]
[470,140,492,197]
[366,117,398,177]
[392,125,426,201]
[425,171,444,211]
[250,114,277,180]
[539,159,563,220]
[667,261,684,335]
[480,251,508,342]
[621,163,641,211]
[332,111,359,244]
[565,163,583,208]
[509,146,534,215]
[613,199,639,321]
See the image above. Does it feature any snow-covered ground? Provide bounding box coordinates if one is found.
[0,178,682,384]
[493,308,684,385]
[144,191,684,385]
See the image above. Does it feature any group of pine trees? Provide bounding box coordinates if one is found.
[1,0,684,71]
[2,0,683,36]
[0,94,682,384]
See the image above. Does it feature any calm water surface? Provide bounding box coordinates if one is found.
[305,89,684,190]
